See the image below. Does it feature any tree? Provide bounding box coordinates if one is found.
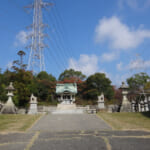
[144,81,150,90]
[58,69,86,81]
[37,71,56,81]
[127,72,150,91]
[36,72,56,102]
[12,50,27,71]
[13,70,34,107]
[84,73,114,100]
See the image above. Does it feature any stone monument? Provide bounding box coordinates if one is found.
[28,94,38,114]
[1,82,17,114]
[97,93,105,109]
[119,82,131,112]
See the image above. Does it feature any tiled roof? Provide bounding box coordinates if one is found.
[56,83,77,94]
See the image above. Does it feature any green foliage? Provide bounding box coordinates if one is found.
[37,71,56,81]
[127,72,150,91]
[58,69,86,81]
[12,50,27,71]
[144,82,150,90]
[13,70,34,107]
[83,73,114,100]
[5,51,150,107]
[36,71,56,102]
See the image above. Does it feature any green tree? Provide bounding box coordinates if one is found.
[144,81,150,90]
[36,72,56,102]
[127,72,150,91]
[58,69,86,81]
[13,70,34,107]
[37,71,56,81]
[12,50,27,71]
[84,73,114,100]
[9,50,34,107]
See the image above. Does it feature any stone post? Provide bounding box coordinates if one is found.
[140,100,145,112]
[28,94,38,114]
[131,100,136,112]
[119,82,131,112]
[97,93,105,109]
[138,103,141,112]
[144,97,149,112]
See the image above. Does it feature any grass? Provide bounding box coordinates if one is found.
[0,114,41,132]
[98,112,150,131]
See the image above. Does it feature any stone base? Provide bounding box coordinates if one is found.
[1,99,17,114]
[120,104,131,112]
[52,104,84,114]
[98,103,105,109]
[28,103,38,114]
[57,104,76,110]
[28,109,38,114]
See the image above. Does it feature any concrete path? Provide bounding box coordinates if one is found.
[0,131,150,150]
[0,114,150,150]
[29,114,111,132]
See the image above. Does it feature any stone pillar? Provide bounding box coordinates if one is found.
[72,95,75,102]
[131,100,136,112]
[28,94,38,114]
[119,82,131,112]
[61,94,63,101]
[70,95,73,104]
[140,100,145,112]
[138,103,141,112]
[144,97,149,112]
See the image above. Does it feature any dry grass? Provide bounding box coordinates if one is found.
[0,114,41,132]
[98,112,150,131]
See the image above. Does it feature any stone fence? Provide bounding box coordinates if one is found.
[36,105,97,114]
[131,96,150,112]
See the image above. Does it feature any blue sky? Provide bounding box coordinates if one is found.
[0,0,150,85]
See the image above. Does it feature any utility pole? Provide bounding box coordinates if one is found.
[25,0,53,73]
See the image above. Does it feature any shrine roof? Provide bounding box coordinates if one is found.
[56,83,77,94]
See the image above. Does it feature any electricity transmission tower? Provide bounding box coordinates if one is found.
[25,0,53,73]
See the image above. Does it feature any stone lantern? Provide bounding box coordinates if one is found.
[119,82,131,112]
[6,82,15,97]
[1,82,17,114]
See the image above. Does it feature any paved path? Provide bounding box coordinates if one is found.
[0,130,150,150]
[30,114,111,132]
[0,114,150,150]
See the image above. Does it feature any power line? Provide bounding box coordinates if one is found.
[43,13,69,68]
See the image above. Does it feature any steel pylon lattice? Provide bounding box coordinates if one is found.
[25,0,53,73]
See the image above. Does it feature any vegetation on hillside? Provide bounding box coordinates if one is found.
[0,51,150,107]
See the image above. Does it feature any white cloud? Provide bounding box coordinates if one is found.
[115,55,150,72]
[118,0,138,10]
[117,62,123,71]
[14,30,28,47]
[95,16,150,50]
[128,57,150,70]
[113,73,132,86]
[118,0,150,10]
[6,61,13,70]
[69,54,99,76]
[101,52,118,62]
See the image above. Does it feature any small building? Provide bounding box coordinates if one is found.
[56,83,77,104]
